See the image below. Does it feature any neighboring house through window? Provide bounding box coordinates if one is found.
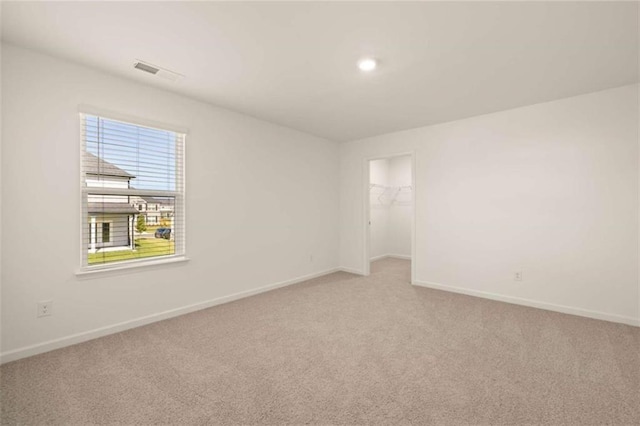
[81,113,185,269]
[85,152,138,252]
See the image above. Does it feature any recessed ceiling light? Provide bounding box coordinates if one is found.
[358,58,377,72]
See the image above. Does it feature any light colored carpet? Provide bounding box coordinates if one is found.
[1,258,639,425]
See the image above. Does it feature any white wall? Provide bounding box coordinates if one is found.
[0,22,3,357]
[341,84,640,325]
[637,5,640,334]
[0,44,340,360]
[1,45,638,365]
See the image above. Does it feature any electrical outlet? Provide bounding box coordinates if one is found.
[37,301,53,318]
[514,271,523,281]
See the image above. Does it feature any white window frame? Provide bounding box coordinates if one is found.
[77,107,188,275]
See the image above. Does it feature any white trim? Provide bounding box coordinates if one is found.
[390,254,411,260]
[76,255,190,278]
[338,266,365,275]
[1,267,341,364]
[369,254,388,262]
[363,152,416,284]
[363,158,371,277]
[410,154,416,285]
[413,280,640,327]
[78,105,189,135]
[370,254,411,261]
[79,114,87,268]
[79,111,187,272]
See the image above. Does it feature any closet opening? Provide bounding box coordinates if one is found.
[364,153,415,283]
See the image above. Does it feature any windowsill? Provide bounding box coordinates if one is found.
[76,255,189,279]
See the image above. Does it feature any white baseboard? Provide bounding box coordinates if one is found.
[413,280,639,327]
[0,267,341,365]
[370,253,411,261]
[369,254,388,262]
[388,254,411,260]
[338,266,365,275]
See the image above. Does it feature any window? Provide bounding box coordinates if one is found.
[101,222,111,243]
[81,113,185,269]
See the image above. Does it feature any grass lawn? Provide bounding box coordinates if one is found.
[88,237,174,265]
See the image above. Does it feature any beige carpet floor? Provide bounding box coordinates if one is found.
[1,258,639,425]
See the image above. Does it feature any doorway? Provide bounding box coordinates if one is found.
[364,153,415,283]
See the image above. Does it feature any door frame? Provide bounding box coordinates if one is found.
[362,151,416,284]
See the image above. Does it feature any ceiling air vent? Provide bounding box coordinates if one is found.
[133,60,183,82]
[134,61,159,74]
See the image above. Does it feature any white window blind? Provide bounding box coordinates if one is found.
[80,113,185,268]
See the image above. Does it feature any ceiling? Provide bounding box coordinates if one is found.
[2,1,638,142]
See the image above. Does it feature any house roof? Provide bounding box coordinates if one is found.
[88,203,139,215]
[141,196,172,205]
[85,152,135,179]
